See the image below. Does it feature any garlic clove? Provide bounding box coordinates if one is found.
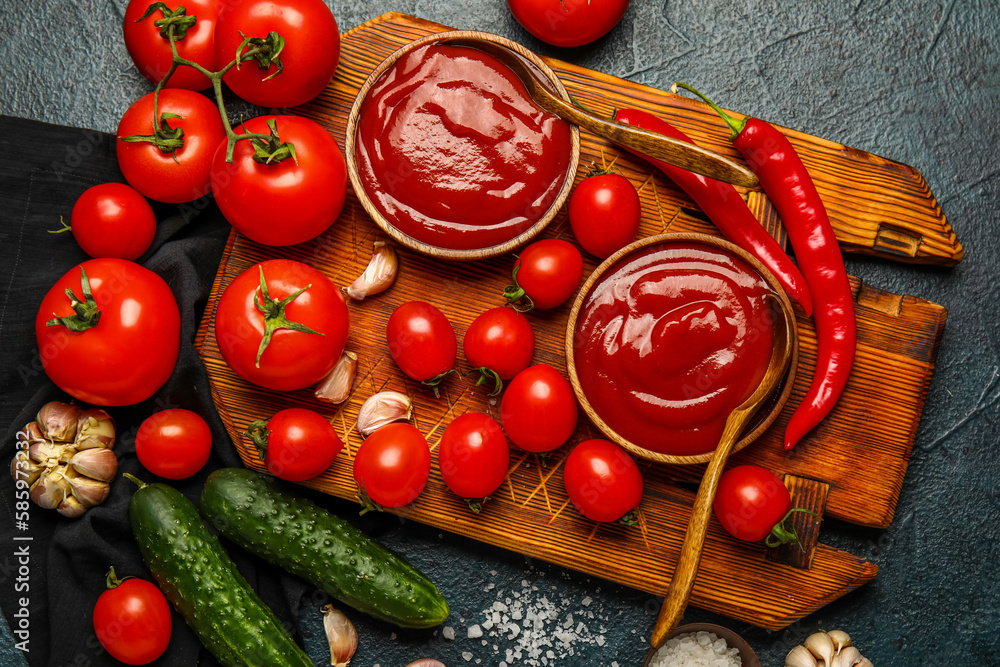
[316,351,359,404]
[37,401,81,442]
[69,447,119,482]
[57,495,87,519]
[322,604,358,667]
[31,472,69,510]
[347,241,398,300]
[76,409,116,450]
[357,391,413,437]
[786,644,819,667]
[65,472,112,508]
[854,659,872,667]
[832,646,862,667]
[827,629,852,655]
[405,661,446,667]
[805,631,836,666]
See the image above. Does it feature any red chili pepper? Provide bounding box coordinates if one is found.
[671,83,857,450]
[612,107,813,316]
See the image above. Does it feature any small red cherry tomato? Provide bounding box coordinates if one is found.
[568,172,641,258]
[93,568,172,665]
[353,422,430,509]
[123,0,222,90]
[386,301,457,387]
[63,183,156,260]
[135,409,212,480]
[504,239,583,311]
[562,439,643,523]
[247,408,342,481]
[438,412,510,509]
[463,307,535,394]
[713,465,801,545]
[500,364,578,452]
[507,0,631,48]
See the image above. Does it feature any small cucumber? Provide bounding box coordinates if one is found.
[127,475,313,667]
[199,467,450,629]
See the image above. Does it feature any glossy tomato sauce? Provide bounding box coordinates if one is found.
[354,43,572,250]
[573,241,776,456]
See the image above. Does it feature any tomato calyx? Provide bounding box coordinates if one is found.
[45,267,102,332]
[421,369,458,398]
[252,265,323,368]
[136,2,199,41]
[245,420,271,460]
[466,497,491,514]
[466,367,504,397]
[104,566,133,590]
[118,109,187,158]
[248,118,298,166]
[502,262,535,313]
[234,31,286,79]
[764,507,816,549]
[49,216,73,235]
[617,509,639,527]
[355,482,384,516]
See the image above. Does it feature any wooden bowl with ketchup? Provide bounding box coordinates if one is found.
[565,233,800,466]
[344,31,581,261]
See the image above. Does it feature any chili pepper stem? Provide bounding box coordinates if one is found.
[671,82,748,141]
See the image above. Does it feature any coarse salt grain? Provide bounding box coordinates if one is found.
[647,631,742,667]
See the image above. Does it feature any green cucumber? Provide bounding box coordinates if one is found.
[127,475,313,667]
[199,467,450,629]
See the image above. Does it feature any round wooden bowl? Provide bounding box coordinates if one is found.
[641,623,762,667]
[564,233,799,466]
[344,30,581,261]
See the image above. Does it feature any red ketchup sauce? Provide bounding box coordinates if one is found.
[354,43,572,250]
[573,241,776,456]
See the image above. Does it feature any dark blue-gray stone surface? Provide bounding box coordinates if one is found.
[1,1,998,666]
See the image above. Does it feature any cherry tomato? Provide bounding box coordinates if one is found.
[463,307,535,394]
[215,259,349,391]
[568,172,641,258]
[35,259,181,406]
[211,115,347,246]
[353,423,430,509]
[504,239,583,311]
[116,88,227,203]
[247,408,342,481]
[562,439,643,523]
[214,0,340,108]
[123,0,222,90]
[66,183,156,260]
[386,301,457,385]
[135,409,212,480]
[507,0,631,47]
[500,364,578,452]
[93,568,172,665]
[713,465,801,545]
[438,412,510,508]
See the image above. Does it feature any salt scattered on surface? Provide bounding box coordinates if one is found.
[646,631,742,667]
[468,625,483,639]
[442,626,455,640]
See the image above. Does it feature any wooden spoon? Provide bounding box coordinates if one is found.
[650,293,796,648]
[449,38,760,189]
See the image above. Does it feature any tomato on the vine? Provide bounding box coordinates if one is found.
[438,412,510,511]
[136,409,212,480]
[123,0,222,90]
[62,183,156,260]
[211,115,347,246]
[247,408,342,481]
[353,422,430,510]
[562,439,643,523]
[463,307,535,395]
[93,568,172,665]
[214,0,340,108]
[713,465,805,546]
[36,259,181,406]
[117,88,227,204]
[386,301,457,390]
[500,363,578,452]
[507,0,631,48]
[504,239,583,311]
[569,172,641,258]
[215,259,349,391]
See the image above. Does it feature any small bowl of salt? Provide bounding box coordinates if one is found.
[642,623,760,667]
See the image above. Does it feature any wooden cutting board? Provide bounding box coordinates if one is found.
[195,13,956,630]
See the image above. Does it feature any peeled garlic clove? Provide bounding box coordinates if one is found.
[37,401,81,442]
[827,630,852,655]
[348,241,398,300]
[316,351,359,404]
[69,448,118,482]
[805,631,836,666]
[357,391,413,437]
[786,644,819,667]
[832,646,862,667]
[322,604,358,667]
[76,409,116,450]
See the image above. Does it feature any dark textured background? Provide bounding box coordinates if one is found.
[1,1,998,666]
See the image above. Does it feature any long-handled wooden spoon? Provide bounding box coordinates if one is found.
[650,293,796,648]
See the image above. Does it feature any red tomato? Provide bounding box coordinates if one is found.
[116,88,226,203]
[562,439,643,523]
[386,301,457,385]
[463,307,535,394]
[67,183,156,260]
[507,0,631,47]
[713,465,800,545]
[353,423,430,509]
[135,409,212,480]
[93,569,172,665]
[505,239,583,311]
[500,364,578,452]
[123,0,222,90]
[211,115,347,246]
[438,412,510,507]
[214,0,340,108]
[568,173,641,258]
[35,259,180,406]
[215,259,349,391]
[247,408,342,481]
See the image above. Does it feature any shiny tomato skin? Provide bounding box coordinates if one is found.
[211,115,347,246]
[438,412,510,500]
[123,0,222,90]
[507,0,631,47]
[215,259,349,391]
[214,0,340,108]
[713,465,792,542]
[514,239,583,310]
[568,173,641,258]
[353,423,430,508]
[386,301,457,382]
[463,307,535,380]
[93,577,172,665]
[500,363,578,452]
[116,89,227,203]
[69,183,156,260]
[259,408,342,481]
[563,439,643,522]
[136,409,212,480]
[35,259,181,406]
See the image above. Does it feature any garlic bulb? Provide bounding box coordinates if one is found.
[786,630,871,667]
[11,402,116,518]
[357,391,413,437]
[316,350,359,404]
[322,604,358,667]
[347,241,398,300]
